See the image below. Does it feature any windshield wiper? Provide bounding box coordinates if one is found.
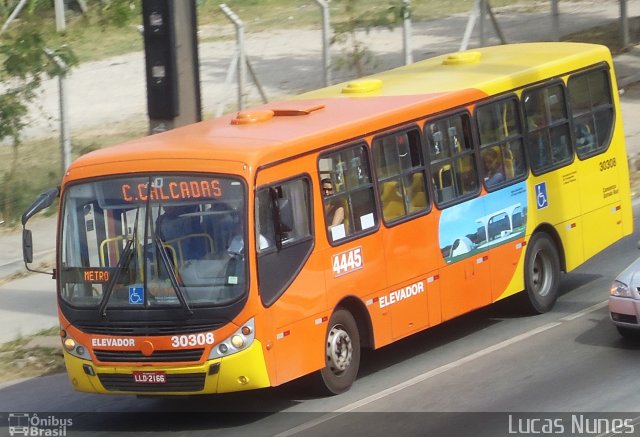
[154,234,193,316]
[98,237,135,317]
[99,207,140,318]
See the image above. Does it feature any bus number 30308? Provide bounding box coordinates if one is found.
[599,158,616,171]
[171,333,215,348]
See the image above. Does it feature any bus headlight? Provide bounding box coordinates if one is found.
[60,331,91,360]
[610,280,633,298]
[208,318,255,360]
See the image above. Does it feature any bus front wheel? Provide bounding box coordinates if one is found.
[318,308,361,395]
[524,232,560,314]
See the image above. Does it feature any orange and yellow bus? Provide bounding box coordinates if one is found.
[22,42,631,396]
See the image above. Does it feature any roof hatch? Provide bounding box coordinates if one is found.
[231,103,325,125]
[443,51,482,65]
[341,78,383,94]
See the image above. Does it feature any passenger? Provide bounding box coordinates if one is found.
[157,204,205,262]
[321,178,344,227]
[482,148,505,187]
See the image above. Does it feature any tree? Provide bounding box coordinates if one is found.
[331,0,404,77]
[0,19,78,222]
[0,0,135,223]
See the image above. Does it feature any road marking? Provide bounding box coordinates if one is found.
[559,300,608,322]
[276,300,609,437]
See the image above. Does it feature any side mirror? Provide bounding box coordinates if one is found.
[21,188,59,276]
[22,228,33,264]
[21,187,59,226]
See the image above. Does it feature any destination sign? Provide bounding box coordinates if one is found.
[120,179,222,203]
[92,175,243,209]
[61,267,120,284]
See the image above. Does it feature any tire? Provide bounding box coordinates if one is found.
[523,232,561,314]
[317,308,361,395]
[616,325,640,341]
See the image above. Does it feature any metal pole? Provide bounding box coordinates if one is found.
[44,47,71,174]
[216,52,238,117]
[460,0,480,51]
[59,74,71,173]
[314,0,331,86]
[621,0,629,48]
[0,0,28,34]
[486,3,506,44]
[220,4,246,110]
[479,0,486,47]
[53,1,71,173]
[551,0,560,42]
[402,0,412,65]
[246,56,268,103]
[54,0,66,31]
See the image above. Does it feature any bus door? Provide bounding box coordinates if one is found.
[372,129,437,339]
[438,197,492,320]
[427,113,492,321]
[476,96,530,299]
[523,82,585,270]
[567,67,624,262]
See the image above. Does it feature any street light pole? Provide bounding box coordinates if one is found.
[53,0,71,174]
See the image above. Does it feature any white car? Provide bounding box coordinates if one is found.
[609,256,640,339]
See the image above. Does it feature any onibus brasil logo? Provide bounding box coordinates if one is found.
[8,413,72,436]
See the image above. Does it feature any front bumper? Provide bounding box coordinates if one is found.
[609,296,640,328]
[63,340,271,395]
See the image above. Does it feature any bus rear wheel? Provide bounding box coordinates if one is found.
[524,232,560,314]
[318,308,361,395]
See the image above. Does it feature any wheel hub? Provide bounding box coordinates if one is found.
[532,251,551,297]
[326,325,352,374]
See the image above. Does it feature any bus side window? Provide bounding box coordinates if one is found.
[372,128,428,224]
[320,144,378,242]
[426,113,479,207]
[256,177,313,306]
[476,96,527,189]
[568,68,614,159]
[523,83,572,175]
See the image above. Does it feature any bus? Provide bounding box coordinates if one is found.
[21,42,631,396]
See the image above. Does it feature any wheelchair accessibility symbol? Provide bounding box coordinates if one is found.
[129,286,144,305]
[535,182,548,210]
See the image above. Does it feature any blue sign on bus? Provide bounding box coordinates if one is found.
[129,286,144,305]
[535,182,548,209]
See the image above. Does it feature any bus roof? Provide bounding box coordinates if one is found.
[69,42,612,178]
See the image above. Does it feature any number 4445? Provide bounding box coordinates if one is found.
[332,247,363,277]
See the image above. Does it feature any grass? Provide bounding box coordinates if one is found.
[0,326,64,383]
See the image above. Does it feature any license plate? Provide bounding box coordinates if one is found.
[133,371,166,384]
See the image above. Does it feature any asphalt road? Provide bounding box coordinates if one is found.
[0,202,639,436]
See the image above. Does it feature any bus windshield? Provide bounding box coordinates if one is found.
[59,175,246,309]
